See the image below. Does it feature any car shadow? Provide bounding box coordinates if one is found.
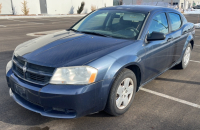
[86,111,111,117]
[155,78,200,85]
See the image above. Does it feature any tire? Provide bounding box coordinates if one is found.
[176,43,192,69]
[104,68,137,116]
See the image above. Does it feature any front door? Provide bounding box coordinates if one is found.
[144,12,172,81]
[40,0,47,14]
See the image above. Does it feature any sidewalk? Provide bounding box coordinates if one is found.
[184,9,200,14]
[0,14,86,19]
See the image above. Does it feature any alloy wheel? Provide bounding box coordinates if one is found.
[183,46,191,66]
[116,78,134,109]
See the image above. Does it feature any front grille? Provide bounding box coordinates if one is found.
[12,56,55,85]
[13,64,24,77]
[27,72,51,84]
[13,56,25,66]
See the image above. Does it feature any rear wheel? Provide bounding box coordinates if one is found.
[104,68,136,116]
[176,43,191,69]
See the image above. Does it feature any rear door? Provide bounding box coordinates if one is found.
[167,12,188,64]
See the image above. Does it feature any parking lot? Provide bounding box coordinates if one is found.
[0,14,200,130]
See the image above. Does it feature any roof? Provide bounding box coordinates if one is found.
[100,5,177,13]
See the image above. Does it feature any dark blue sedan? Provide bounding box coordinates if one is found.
[6,5,195,118]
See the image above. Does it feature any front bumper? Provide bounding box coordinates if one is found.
[6,70,103,118]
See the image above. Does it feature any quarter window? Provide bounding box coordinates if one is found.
[168,13,182,31]
[148,13,169,35]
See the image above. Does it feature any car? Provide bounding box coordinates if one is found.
[193,5,200,9]
[6,5,195,118]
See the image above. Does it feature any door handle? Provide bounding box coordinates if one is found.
[183,30,188,34]
[167,38,173,42]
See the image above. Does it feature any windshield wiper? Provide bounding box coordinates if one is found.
[68,28,80,32]
[80,31,111,37]
[68,30,120,39]
[68,29,107,37]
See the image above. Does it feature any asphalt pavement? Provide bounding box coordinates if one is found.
[0,15,200,130]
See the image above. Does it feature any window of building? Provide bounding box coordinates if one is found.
[113,0,123,6]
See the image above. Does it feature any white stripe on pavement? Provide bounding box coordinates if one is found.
[0,25,6,27]
[140,88,200,109]
[190,60,200,63]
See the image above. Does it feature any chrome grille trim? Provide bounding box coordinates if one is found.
[26,68,52,77]
[13,59,23,69]
[12,69,48,86]
[12,56,55,86]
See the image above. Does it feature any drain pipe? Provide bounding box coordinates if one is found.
[11,0,14,15]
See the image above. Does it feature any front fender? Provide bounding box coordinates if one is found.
[88,54,143,111]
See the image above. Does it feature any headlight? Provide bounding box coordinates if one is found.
[50,66,98,85]
[6,60,12,74]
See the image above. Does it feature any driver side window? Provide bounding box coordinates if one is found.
[148,13,169,36]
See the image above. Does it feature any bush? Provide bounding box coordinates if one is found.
[91,5,96,11]
[21,0,29,15]
[77,2,85,14]
[0,3,2,14]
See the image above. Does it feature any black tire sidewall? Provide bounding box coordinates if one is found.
[107,69,137,116]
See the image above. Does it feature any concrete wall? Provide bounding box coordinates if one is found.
[46,0,113,14]
[0,0,113,15]
[123,0,200,9]
[0,0,12,14]
[12,0,41,15]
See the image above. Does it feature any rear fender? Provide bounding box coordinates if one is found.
[177,32,194,64]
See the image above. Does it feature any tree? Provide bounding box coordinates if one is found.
[21,0,29,15]
[91,5,96,11]
[77,2,85,14]
[0,3,2,14]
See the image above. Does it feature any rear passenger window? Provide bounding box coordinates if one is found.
[168,13,182,31]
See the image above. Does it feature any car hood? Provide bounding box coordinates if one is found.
[14,31,134,67]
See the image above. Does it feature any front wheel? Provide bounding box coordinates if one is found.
[176,44,192,69]
[104,68,137,116]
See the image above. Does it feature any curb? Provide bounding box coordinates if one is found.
[0,14,86,19]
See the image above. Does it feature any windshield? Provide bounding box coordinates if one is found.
[72,10,147,40]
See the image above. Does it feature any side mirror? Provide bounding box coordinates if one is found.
[147,32,166,41]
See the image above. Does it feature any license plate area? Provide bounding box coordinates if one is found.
[14,83,27,99]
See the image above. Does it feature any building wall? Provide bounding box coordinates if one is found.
[0,0,113,15]
[47,0,112,14]
[123,0,200,9]
[0,0,12,14]
[12,0,41,15]
[179,0,200,8]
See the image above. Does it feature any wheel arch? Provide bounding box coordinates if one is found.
[125,64,141,92]
[96,55,144,111]
[101,61,143,111]
[177,33,194,64]
[190,39,194,49]
[105,60,143,96]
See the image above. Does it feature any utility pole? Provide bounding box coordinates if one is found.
[171,0,173,6]
[184,0,186,10]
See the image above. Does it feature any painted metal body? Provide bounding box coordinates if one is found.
[6,5,195,118]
